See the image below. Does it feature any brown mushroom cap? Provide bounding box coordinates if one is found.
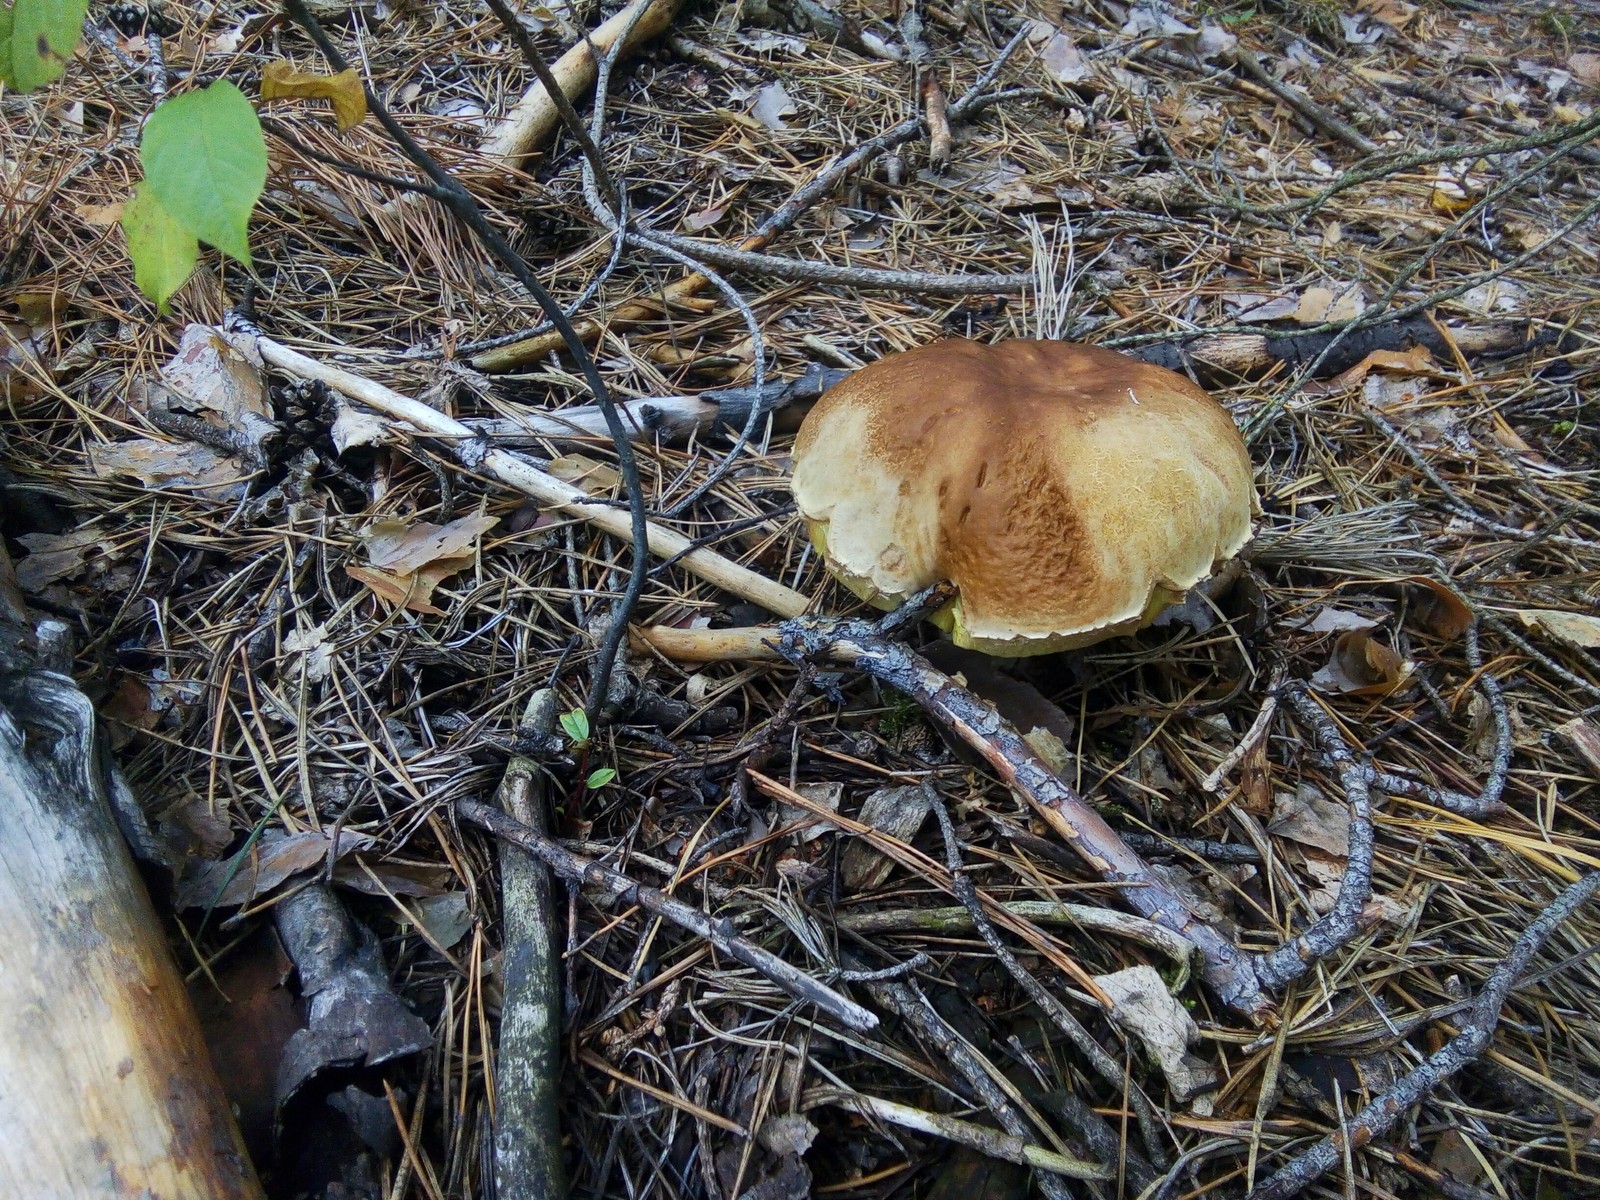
[790,339,1255,656]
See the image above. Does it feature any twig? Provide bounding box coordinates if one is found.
[620,228,1028,294]
[481,0,618,207]
[1464,621,1512,814]
[281,0,649,729]
[1228,48,1378,154]
[928,788,1167,1178]
[1202,667,1283,793]
[1249,871,1600,1200]
[479,0,683,162]
[252,335,813,618]
[803,1088,1110,1179]
[1253,686,1376,991]
[456,799,878,1032]
[490,689,566,1199]
[776,612,1270,1019]
[861,976,1077,1200]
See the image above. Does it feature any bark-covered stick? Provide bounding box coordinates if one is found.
[456,800,878,1032]
[777,615,1271,1020]
[491,689,566,1199]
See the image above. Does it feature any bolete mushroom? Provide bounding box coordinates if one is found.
[790,339,1255,656]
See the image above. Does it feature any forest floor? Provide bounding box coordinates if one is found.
[3,1,1600,1198]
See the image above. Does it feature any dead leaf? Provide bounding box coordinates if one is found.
[1289,606,1382,634]
[546,453,621,494]
[1095,965,1216,1103]
[1228,292,1301,323]
[1305,344,1440,394]
[775,781,842,843]
[0,318,49,402]
[1040,31,1089,84]
[177,828,376,909]
[261,59,368,131]
[364,514,498,573]
[78,200,124,226]
[1293,283,1367,325]
[1403,577,1473,640]
[750,81,797,131]
[1359,0,1417,30]
[1310,630,1413,696]
[1570,53,1600,91]
[130,325,278,458]
[1269,784,1351,857]
[682,202,728,232]
[89,438,252,499]
[349,513,498,614]
[329,399,388,452]
[14,525,119,590]
[839,785,931,891]
[283,623,335,682]
[1515,609,1600,649]
[1555,719,1600,781]
[406,892,472,949]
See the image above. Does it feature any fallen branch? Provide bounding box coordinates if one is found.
[1252,686,1376,991]
[455,799,878,1032]
[802,1088,1110,1179]
[775,613,1272,1019]
[253,335,813,619]
[489,689,565,1200]
[1250,870,1600,1200]
[479,0,684,163]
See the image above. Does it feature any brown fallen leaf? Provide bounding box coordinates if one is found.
[1293,283,1367,325]
[348,513,498,614]
[261,59,367,131]
[1556,719,1600,781]
[1402,576,1473,640]
[547,453,621,494]
[13,525,120,590]
[1311,630,1414,697]
[176,827,377,909]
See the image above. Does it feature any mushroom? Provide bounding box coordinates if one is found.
[789,339,1255,656]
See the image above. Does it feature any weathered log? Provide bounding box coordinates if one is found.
[0,578,264,1198]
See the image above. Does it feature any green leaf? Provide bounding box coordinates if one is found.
[559,708,589,745]
[0,0,89,92]
[140,80,267,264]
[121,182,198,314]
[585,767,617,790]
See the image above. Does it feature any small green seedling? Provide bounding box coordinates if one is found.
[559,707,590,747]
[561,709,618,790]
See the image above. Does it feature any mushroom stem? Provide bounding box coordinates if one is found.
[775,615,1273,1021]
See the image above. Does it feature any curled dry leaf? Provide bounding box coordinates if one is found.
[1402,576,1473,640]
[347,513,498,615]
[1311,630,1413,696]
[1094,964,1217,1103]
[261,59,368,131]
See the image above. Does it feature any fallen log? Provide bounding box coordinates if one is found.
[0,551,264,1199]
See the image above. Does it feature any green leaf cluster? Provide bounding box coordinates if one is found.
[122,81,268,312]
